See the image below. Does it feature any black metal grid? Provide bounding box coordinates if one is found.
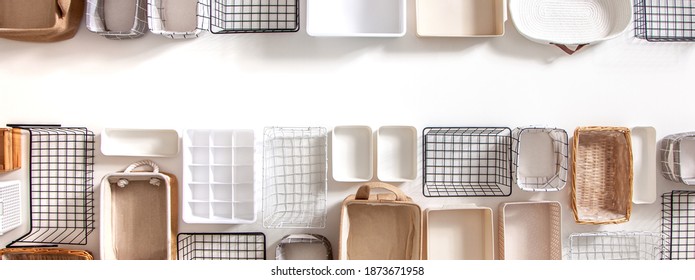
[177,232,266,260]
[635,0,695,41]
[569,231,664,260]
[7,126,95,247]
[210,0,299,34]
[662,190,695,260]
[422,127,512,197]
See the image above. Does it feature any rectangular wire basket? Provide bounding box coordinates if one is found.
[7,126,95,247]
[569,231,664,260]
[263,127,327,228]
[422,127,512,197]
[635,0,695,42]
[511,126,568,192]
[148,0,210,39]
[177,232,266,260]
[210,0,300,34]
[660,132,695,185]
[663,190,695,260]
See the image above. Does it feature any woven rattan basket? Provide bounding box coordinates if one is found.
[572,126,633,225]
[0,248,93,260]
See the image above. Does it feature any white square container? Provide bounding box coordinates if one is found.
[499,201,562,260]
[307,0,406,37]
[416,0,506,37]
[423,206,493,260]
[377,126,417,182]
[332,126,373,182]
[101,128,179,157]
[631,127,656,204]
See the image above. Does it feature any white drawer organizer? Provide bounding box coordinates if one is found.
[101,128,180,157]
[306,0,406,37]
[183,129,256,224]
[332,126,373,182]
[0,181,21,236]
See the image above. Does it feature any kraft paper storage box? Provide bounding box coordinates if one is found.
[0,128,21,173]
[572,126,632,225]
[339,182,421,260]
[276,233,333,260]
[422,206,493,260]
[0,248,93,260]
[416,0,506,37]
[0,0,84,42]
[499,201,562,260]
[508,0,632,54]
[86,0,148,39]
[148,0,209,39]
[100,160,178,260]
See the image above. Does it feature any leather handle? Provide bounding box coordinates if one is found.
[355,182,406,201]
[552,43,588,55]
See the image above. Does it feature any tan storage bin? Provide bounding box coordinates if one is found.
[423,206,493,260]
[499,201,562,260]
[0,0,84,42]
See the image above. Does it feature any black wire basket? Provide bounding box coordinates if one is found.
[209,0,300,34]
[422,127,512,197]
[662,190,695,260]
[6,125,95,247]
[177,232,266,260]
[635,0,695,42]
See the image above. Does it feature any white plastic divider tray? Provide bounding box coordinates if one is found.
[183,129,255,224]
[101,128,179,157]
[631,127,656,204]
[0,181,21,236]
[332,126,373,182]
[499,201,562,260]
[511,126,568,192]
[307,0,406,37]
[416,0,506,37]
[377,126,417,182]
[423,206,493,260]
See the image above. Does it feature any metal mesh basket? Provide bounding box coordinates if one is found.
[662,190,695,260]
[660,132,695,185]
[6,126,95,247]
[0,180,21,235]
[635,0,695,42]
[569,231,664,260]
[422,127,512,197]
[263,127,327,228]
[86,0,149,39]
[511,127,568,192]
[148,0,210,39]
[177,232,266,260]
[210,0,300,34]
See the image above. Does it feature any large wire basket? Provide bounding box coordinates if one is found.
[210,0,300,34]
[177,232,266,260]
[569,231,664,260]
[635,0,695,42]
[662,190,695,260]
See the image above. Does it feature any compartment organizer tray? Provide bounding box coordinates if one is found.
[377,126,417,182]
[183,129,256,224]
[86,0,149,39]
[423,206,494,260]
[416,0,506,37]
[0,181,21,236]
[6,126,95,247]
[499,201,562,260]
[0,128,21,173]
[101,128,179,157]
[635,0,695,42]
[661,132,695,185]
[177,232,266,260]
[422,127,512,197]
[569,231,664,260]
[662,190,695,260]
[511,126,568,192]
[307,0,406,37]
[210,0,299,34]
[332,126,373,182]
[148,0,209,39]
[263,127,327,228]
[276,233,333,260]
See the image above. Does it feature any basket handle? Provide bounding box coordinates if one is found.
[124,160,160,174]
[56,0,69,18]
[552,43,588,55]
[355,182,407,201]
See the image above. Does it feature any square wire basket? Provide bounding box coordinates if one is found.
[210,0,300,34]
[86,0,149,39]
[263,127,327,228]
[177,232,266,260]
[662,190,695,260]
[635,0,695,42]
[148,0,211,39]
[511,126,568,192]
[422,127,512,197]
[660,132,695,185]
[568,231,664,260]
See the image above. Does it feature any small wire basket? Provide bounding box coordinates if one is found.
[177,232,266,260]
[660,132,695,185]
[569,231,664,260]
[263,127,327,228]
[148,0,211,39]
[0,248,93,260]
[210,0,300,34]
[511,127,568,192]
[422,127,512,197]
[662,190,695,260]
[635,0,695,42]
[86,0,149,39]
[6,126,95,247]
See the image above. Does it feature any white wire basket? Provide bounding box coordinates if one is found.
[148,0,210,39]
[86,0,149,39]
[511,126,568,192]
[0,180,21,235]
[569,231,664,260]
[263,127,327,228]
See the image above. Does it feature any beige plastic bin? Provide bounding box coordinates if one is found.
[499,201,562,260]
[423,206,493,260]
[416,0,506,37]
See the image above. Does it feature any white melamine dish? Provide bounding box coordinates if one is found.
[423,206,493,260]
[306,0,406,37]
[631,127,656,204]
[101,128,179,157]
[332,126,373,182]
[377,126,417,181]
[416,0,506,37]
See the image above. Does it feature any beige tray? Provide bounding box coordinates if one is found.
[499,201,562,260]
[416,0,506,37]
[423,206,493,260]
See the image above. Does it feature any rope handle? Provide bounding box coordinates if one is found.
[124,160,160,174]
[551,43,588,55]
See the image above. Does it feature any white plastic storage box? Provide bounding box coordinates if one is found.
[499,201,562,260]
[661,132,695,185]
[307,0,406,37]
[183,129,255,224]
[0,181,21,235]
[377,126,417,182]
[101,128,179,157]
[416,0,506,37]
[422,206,493,260]
[332,126,373,182]
[632,127,657,204]
[508,0,632,54]
[148,0,209,39]
[511,126,568,192]
[86,0,149,39]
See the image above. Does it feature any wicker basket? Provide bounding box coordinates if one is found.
[0,248,93,260]
[572,126,633,225]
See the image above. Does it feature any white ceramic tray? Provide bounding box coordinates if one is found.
[183,129,255,224]
[631,126,656,204]
[307,0,406,37]
[423,206,493,260]
[332,126,373,182]
[101,128,179,157]
[416,0,506,37]
[377,126,417,181]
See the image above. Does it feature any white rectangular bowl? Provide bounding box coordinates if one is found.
[332,126,373,182]
[423,206,493,260]
[499,201,562,260]
[631,126,656,204]
[377,126,417,181]
[307,0,406,37]
[101,128,179,157]
[416,0,506,37]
